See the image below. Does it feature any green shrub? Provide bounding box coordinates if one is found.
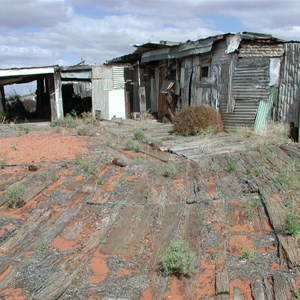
[245,197,261,221]
[173,105,223,136]
[293,288,300,299]
[240,249,257,262]
[124,138,141,152]
[75,152,96,175]
[133,129,145,141]
[161,239,197,277]
[164,162,177,178]
[284,213,300,237]
[149,138,163,150]
[51,113,78,128]
[6,183,25,208]
[76,124,95,136]
[227,160,236,173]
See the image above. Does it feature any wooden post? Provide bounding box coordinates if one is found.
[47,75,57,121]
[139,87,146,119]
[47,72,63,121]
[0,85,5,113]
[125,91,131,119]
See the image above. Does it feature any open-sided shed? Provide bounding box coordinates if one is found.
[0,66,63,121]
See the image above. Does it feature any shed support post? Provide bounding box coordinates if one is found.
[139,87,146,119]
[0,85,5,113]
[47,72,63,121]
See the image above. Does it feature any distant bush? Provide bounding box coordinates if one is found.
[173,105,223,136]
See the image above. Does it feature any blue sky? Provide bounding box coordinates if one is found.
[0,0,299,70]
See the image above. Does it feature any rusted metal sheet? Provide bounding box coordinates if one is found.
[239,44,284,58]
[278,43,300,131]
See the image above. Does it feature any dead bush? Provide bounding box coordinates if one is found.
[173,105,223,136]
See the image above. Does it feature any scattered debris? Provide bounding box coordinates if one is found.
[28,165,38,171]
[112,158,127,167]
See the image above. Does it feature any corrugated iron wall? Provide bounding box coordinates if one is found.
[278,43,300,129]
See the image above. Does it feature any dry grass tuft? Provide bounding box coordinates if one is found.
[234,122,290,149]
[173,105,223,136]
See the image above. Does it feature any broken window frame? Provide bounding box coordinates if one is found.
[200,64,210,79]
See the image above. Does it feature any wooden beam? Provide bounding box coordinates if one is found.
[0,66,56,77]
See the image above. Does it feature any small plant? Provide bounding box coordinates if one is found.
[244,165,252,176]
[161,239,197,277]
[50,169,59,182]
[245,197,261,221]
[227,160,236,173]
[6,183,25,208]
[164,162,177,178]
[0,161,5,169]
[100,233,108,244]
[76,125,89,135]
[133,129,145,141]
[240,249,257,262]
[255,167,262,177]
[276,168,291,189]
[75,152,96,175]
[133,141,142,152]
[105,136,113,147]
[210,252,219,262]
[98,177,104,186]
[293,288,300,299]
[124,138,135,150]
[284,213,300,237]
[149,138,163,150]
[39,243,47,253]
[51,113,78,128]
[211,165,221,174]
[124,138,141,152]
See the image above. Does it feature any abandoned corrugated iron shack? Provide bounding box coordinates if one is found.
[109,32,300,140]
[0,32,299,140]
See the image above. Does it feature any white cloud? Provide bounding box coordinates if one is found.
[0,0,299,68]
